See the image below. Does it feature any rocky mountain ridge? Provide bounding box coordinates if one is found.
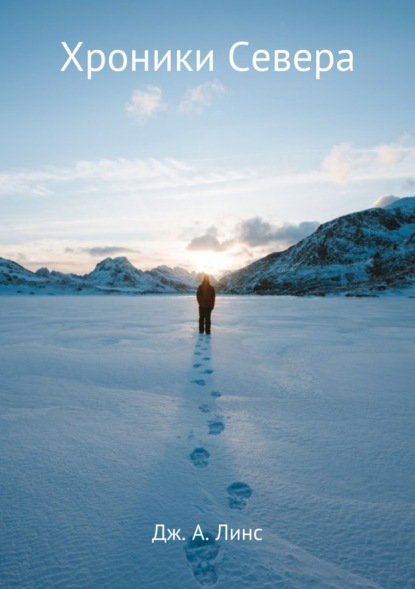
[0,256,198,294]
[2,197,415,296]
[218,197,415,295]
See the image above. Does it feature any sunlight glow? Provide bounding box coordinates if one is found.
[187,250,234,277]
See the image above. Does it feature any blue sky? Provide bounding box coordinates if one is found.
[1,0,415,274]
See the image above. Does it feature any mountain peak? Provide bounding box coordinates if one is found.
[0,256,198,294]
[94,256,133,268]
[219,198,415,295]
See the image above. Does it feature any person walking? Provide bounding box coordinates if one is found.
[196,275,215,335]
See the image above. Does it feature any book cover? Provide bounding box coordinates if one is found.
[1,2,414,588]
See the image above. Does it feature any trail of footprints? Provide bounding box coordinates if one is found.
[184,336,253,586]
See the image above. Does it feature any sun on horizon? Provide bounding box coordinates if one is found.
[186,250,237,278]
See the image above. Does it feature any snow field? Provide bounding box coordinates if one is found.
[0,296,414,588]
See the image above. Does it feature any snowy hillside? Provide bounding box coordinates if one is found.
[84,257,160,292]
[219,197,415,295]
[0,258,46,288]
[149,265,202,292]
[0,256,198,295]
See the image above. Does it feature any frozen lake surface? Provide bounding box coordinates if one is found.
[1,296,414,588]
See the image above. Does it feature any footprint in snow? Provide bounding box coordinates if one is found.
[208,420,225,435]
[199,404,211,414]
[226,482,252,510]
[190,448,210,468]
[203,357,210,361]
[194,352,202,356]
[202,369,214,374]
[193,363,203,368]
[210,391,221,398]
[192,379,206,386]
[184,534,220,587]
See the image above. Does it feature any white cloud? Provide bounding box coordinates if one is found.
[186,228,226,252]
[0,156,255,199]
[322,143,354,183]
[237,217,319,248]
[65,246,141,257]
[371,195,400,208]
[322,137,415,184]
[185,218,319,253]
[178,80,226,113]
[125,85,166,124]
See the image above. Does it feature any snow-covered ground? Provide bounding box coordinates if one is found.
[1,296,414,589]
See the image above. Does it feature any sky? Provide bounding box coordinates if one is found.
[1,0,415,275]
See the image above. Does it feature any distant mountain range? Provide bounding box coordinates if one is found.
[0,256,199,295]
[2,197,415,296]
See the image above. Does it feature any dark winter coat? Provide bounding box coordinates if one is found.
[197,282,215,309]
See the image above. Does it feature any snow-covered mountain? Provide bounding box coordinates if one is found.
[218,197,415,295]
[148,265,202,292]
[0,258,45,288]
[0,256,198,294]
[83,257,157,291]
[3,197,415,296]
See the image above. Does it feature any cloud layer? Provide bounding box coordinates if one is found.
[186,217,319,255]
[65,246,141,257]
[2,136,414,275]
[322,137,415,184]
[2,137,415,201]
